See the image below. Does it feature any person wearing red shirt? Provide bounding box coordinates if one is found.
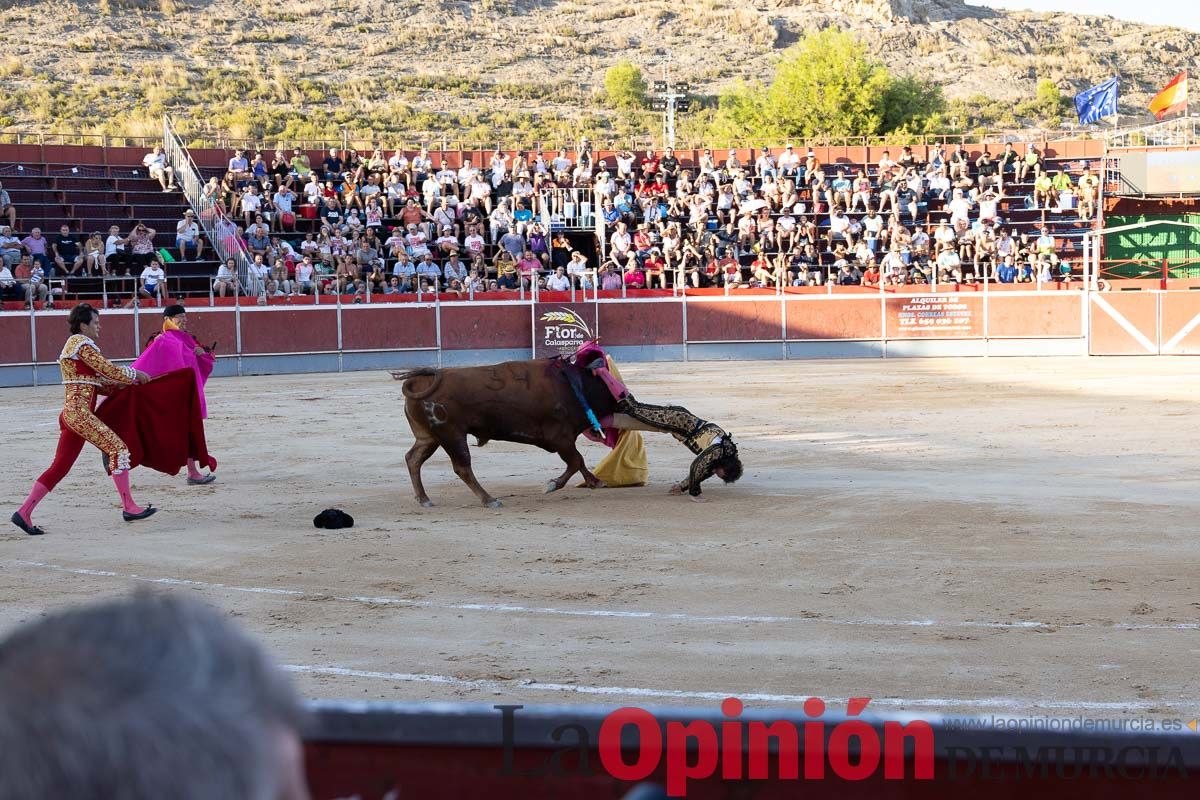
[623,262,646,288]
[640,149,659,179]
[631,225,653,259]
[718,252,743,288]
[643,250,667,289]
[862,262,881,286]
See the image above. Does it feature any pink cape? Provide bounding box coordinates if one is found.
[133,329,214,418]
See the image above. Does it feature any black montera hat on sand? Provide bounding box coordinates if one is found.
[314,509,354,529]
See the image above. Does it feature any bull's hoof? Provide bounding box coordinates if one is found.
[543,480,561,494]
[418,498,434,508]
[586,479,607,490]
[485,499,503,508]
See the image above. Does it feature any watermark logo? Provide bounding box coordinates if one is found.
[498,697,935,796]
[539,307,593,355]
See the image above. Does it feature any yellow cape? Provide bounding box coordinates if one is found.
[578,356,648,487]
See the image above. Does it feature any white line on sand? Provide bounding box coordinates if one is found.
[11,560,1200,632]
[283,664,1196,712]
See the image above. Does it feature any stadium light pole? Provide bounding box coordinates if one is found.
[652,55,690,150]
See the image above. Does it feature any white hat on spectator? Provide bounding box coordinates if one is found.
[785,144,794,149]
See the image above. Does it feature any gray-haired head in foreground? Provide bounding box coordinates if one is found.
[0,590,308,800]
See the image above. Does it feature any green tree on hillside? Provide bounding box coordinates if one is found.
[707,28,945,140]
[1015,79,1072,128]
[604,59,647,110]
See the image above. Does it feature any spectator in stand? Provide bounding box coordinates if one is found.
[135,257,166,306]
[213,257,237,298]
[936,247,962,283]
[975,150,998,193]
[21,227,53,276]
[827,208,854,250]
[596,262,621,291]
[416,253,441,289]
[321,148,343,183]
[15,254,49,306]
[295,255,318,295]
[566,251,591,288]
[392,252,416,291]
[643,249,667,289]
[946,145,969,182]
[546,266,571,291]
[227,149,250,185]
[834,260,861,286]
[496,263,520,291]
[104,224,128,275]
[996,255,1018,283]
[1077,165,1099,221]
[143,145,177,192]
[515,249,540,286]
[270,258,292,296]
[997,142,1019,194]
[52,224,85,282]
[238,184,264,228]
[1051,168,1075,211]
[0,225,21,268]
[273,184,296,231]
[290,147,312,181]
[246,225,270,259]
[175,209,202,261]
[83,231,106,275]
[0,180,15,229]
[1035,226,1056,260]
[443,252,467,285]
[124,222,157,275]
[0,259,20,301]
[354,239,381,276]
[1021,144,1043,184]
[1032,170,1054,209]
[862,258,880,287]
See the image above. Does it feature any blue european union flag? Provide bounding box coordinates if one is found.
[1075,77,1119,124]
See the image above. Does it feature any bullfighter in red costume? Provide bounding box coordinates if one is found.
[11,304,156,535]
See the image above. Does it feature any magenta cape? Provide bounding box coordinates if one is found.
[133,329,215,418]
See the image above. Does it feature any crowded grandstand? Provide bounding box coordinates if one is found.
[0,136,1099,309]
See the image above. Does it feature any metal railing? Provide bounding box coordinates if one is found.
[162,115,259,296]
[1,125,1107,159]
[539,188,597,230]
[1104,116,1200,150]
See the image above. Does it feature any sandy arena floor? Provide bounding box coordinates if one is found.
[1,357,1198,719]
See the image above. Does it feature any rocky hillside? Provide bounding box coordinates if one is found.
[0,0,1196,143]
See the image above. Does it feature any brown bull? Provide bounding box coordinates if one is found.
[393,359,617,507]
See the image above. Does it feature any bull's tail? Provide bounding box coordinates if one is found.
[392,368,445,400]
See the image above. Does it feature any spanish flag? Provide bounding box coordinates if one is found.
[1149,71,1188,120]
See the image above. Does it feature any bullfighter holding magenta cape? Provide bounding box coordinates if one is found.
[120,304,218,484]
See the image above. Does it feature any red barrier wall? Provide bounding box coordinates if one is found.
[597,301,684,346]
[0,314,32,364]
[184,309,237,355]
[33,311,139,362]
[340,306,437,351]
[240,308,338,354]
[12,293,1196,374]
[686,300,783,342]
[787,298,881,339]
[440,303,529,350]
[1159,292,1200,354]
[885,295,985,339]
[987,294,1081,337]
[1089,293,1158,355]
